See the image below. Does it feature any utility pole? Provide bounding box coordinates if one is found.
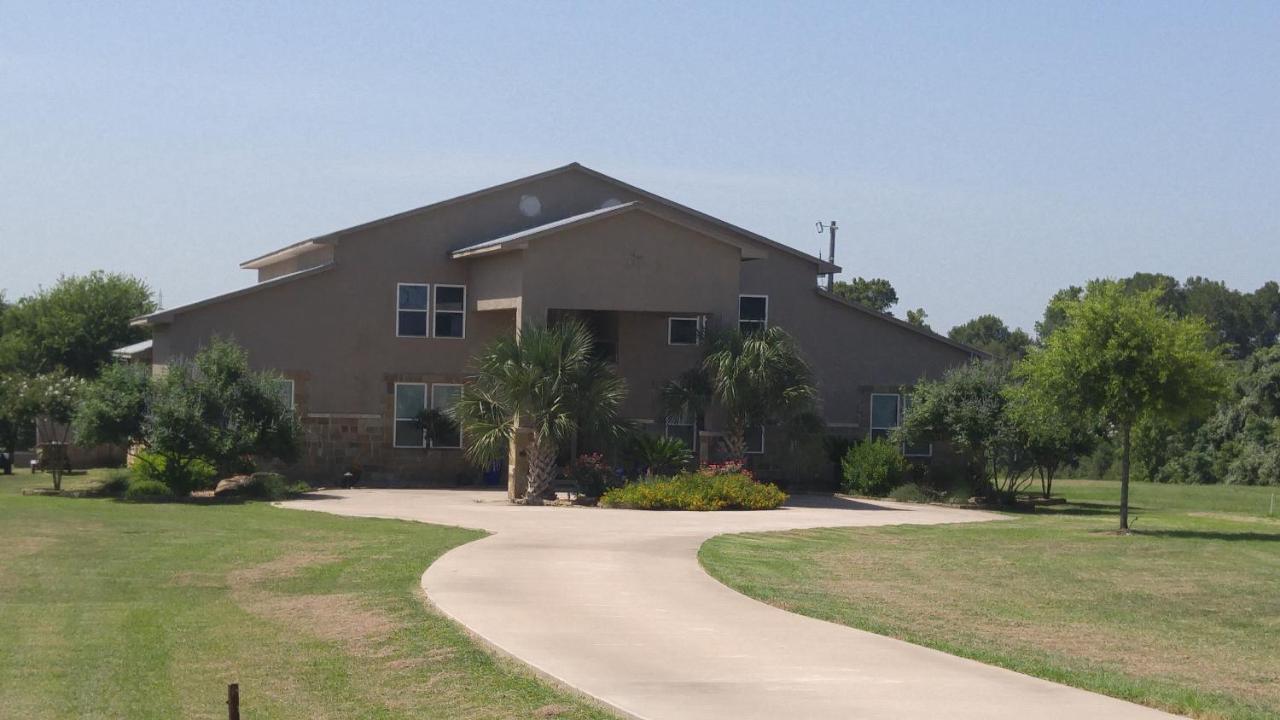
[816,220,838,291]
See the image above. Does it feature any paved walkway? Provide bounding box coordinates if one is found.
[279,489,1180,720]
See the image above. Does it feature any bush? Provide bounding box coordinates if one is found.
[220,472,311,500]
[123,478,174,502]
[133,451,216,496]
[94,469,133,497]
[566,453,617,498]
[887,483,928,503]
[600,472,786,511]
[841,440,908,496]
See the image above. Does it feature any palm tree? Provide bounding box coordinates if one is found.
[660,367,713,456]
[454,321,628,505]
[702,327,816,460]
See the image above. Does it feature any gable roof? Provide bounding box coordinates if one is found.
[814,287,989,358]
[240,163,838,273]
[450,200,766,260]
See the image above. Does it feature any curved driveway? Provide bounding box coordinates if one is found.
[280,489,1179,720]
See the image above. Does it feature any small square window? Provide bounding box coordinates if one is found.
[739,295,767,335]
[434,285,466,339]
[668,317,699,345]
[397,284,429,337]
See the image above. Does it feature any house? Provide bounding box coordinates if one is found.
[133,163,980,485]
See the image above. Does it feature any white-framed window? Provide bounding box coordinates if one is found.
[430,383,463,449]
[434,285,466,339]
[869,393,931,456]
[739,295,768,334]
[272,379,295,409]
[393,382,428,448]
[869,393,901,442]
[668,316,699,346]
[745,425,765,454]
[664,415,696,452]
[397,283,430,337]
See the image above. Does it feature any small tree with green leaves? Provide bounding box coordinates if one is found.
[13,371,84,490]
[1016,280,1227,530]
[454,321,629,505]
[702,327,816,461]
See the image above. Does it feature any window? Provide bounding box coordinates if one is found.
[664,415,696,452]
[902,395,932,457]
[393,383,427,448]
[668,316,699,346]
[272,379,295,409]
[430,384,463,449]
[869,393,901,442]
[434,285,466,339]
[745,425,765,454]
[397,284,429,337]
[739,295,768,334]
[869,393,932,456]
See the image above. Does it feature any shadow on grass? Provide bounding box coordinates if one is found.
[1133,528,1280,542]
[1045,501,1147,517]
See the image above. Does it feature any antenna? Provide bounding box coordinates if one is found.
[816,220,838,290]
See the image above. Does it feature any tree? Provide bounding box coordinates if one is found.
[454,322,628,505]
[0,272,155,377]
[900,359,1031,497]
[832,277,898,314]
[72,362,151,449]
[660,367,713,454]
[10,371,84,490]
[1035,285,1083,341]
[906,308,931,330]
[1016,280,1227,530]
[1004,382,1096,497]
[948,314,1032,361]
[702,327,816,460]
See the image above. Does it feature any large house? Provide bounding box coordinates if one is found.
[133,163,979,485]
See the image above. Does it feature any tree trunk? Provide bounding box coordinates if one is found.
[1119,423,1131,532]
[523,438,557,506]
[1044,466,1055,499]
[723,424,746,461]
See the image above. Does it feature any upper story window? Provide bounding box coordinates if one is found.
[668,316,699,346]
[397,284,430,337]
[739,295,768,335]
[434,285,466,339]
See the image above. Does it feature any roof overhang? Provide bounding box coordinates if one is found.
[133,262,335,326]
[450,201,768,262]
[111,339,153,359]
[239,238,334,269]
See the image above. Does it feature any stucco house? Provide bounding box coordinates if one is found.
[133,163,979,485]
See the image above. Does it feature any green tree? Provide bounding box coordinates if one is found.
[71,363,152,449]
[905,307,931,330]
[1016,280,1227,530]
[10,371,84,490]
[454,322,628,505]
[1004,382,1096,497]
[702,327,816,460]
[948,314,1032,361]
[832,277,898,314]
[1035,285,1083,341]
[0,272,156,377]
[660,367,713,454]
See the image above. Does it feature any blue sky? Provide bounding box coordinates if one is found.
[2,1,1277,333]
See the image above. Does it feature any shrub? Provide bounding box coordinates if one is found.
[841,440,909,496]
[600,472,786,511]
[566,453,617,498]
[629,434,693,477]
[133,451,216,496]
[220,472,311,500]
[887,483,928,503]
[699,460,752,478]
[123,478,174,502]
[94,469,133,497]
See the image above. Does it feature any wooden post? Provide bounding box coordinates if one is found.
[227,683,239,720]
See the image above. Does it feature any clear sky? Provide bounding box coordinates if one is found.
[2,1,1277,333]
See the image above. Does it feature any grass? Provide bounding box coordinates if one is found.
[700,479,1280,720]
[0,469,614,720]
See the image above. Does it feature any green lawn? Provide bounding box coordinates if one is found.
[700,479,1280,720]
[0,470,613,720]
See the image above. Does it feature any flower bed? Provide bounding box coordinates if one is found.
[600,472,787,511]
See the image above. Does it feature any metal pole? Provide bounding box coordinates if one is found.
[826,220,838,290]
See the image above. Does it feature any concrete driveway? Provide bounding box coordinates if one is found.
[279,489,1180,720]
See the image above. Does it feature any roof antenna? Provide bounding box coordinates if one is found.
[816,220,838,290]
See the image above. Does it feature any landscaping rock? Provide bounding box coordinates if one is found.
[214,475,254,496]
